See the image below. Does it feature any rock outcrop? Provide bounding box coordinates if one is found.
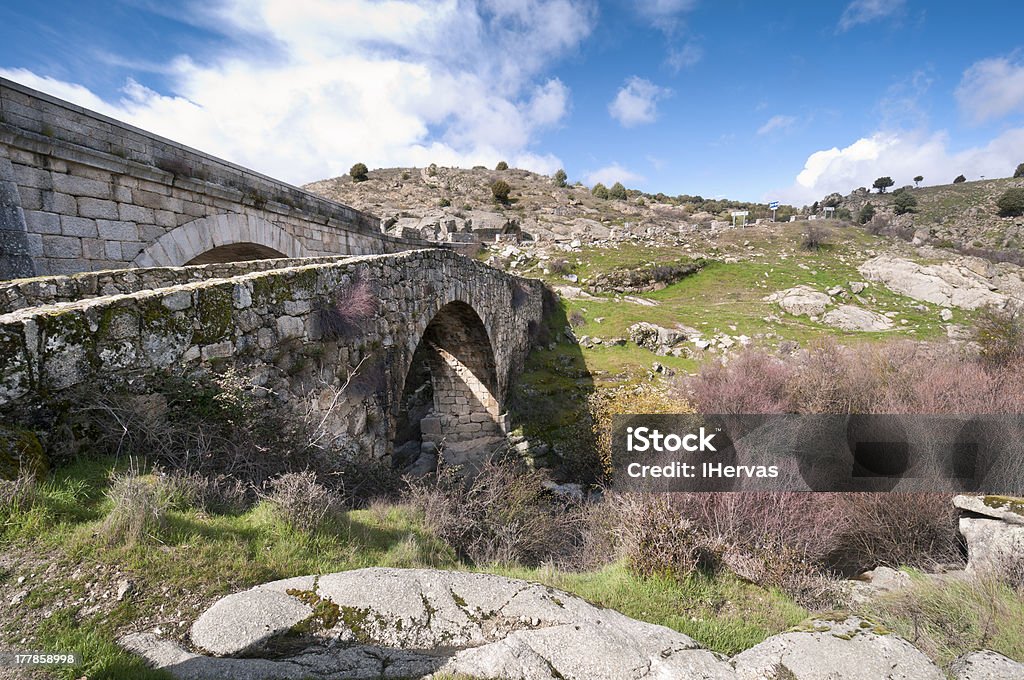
[951,650,1024,679]
[858,255,1024,310]
[821,305,894,332]
[764,285,831,317]
[954,495,1024,576]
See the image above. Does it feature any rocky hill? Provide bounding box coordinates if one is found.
[821,176,1024,255]
[303,165,772,245]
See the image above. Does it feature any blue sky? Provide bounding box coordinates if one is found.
[1,1,1023,204]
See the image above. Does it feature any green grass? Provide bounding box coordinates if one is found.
[2,457,810,677]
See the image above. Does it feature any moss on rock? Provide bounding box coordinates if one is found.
[0,425,46,480]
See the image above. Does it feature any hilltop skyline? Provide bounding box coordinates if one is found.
[1,0,1023,204]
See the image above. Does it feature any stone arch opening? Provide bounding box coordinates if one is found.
[393,301,503,472]
[132,214,308,268]
[185,243,286,265]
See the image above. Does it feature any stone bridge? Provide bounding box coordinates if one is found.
[0,77,425,280]
[0,249,544,466]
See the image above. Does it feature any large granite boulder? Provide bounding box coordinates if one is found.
[821,305,894,331]
[123,568,736,680]
[951,650,1024,679]
[731,616,945,680]
[764,286,831,317]
[858,255,1019,310]
[954,495,1024,576]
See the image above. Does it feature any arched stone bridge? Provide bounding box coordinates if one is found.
[0,77,425,280]
[0,249,544,466]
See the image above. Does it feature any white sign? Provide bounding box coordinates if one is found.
[731,211,749,217]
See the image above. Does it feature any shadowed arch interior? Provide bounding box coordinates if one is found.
[185,243,286,265]
[394,301,503,470]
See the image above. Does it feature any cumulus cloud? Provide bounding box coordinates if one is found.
[956,54,1024,124]
[837,0,904,31]
[757,114,796,136]
[666,41,703,72]
[608,77,671,127]
[583,163,644,187]
[636,0,698,32]
[0,0,597,184]
[773,127,1024,205]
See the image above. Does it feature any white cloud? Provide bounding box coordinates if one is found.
[0,0,597,184]
[956,54,1024,124]
[583,163,644,187]
[608,77,671,128]
[757,114,796,136]
[666,41,703,72]
[636,0,698,32]
[837,0,904,31]
[773,128,1024,205]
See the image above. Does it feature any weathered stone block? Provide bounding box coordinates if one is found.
[96,219,139,241]
[52,173,110,199]
[60,215,98,237]
[41,235,82,258]
[118,203,154,223]
[24,210,61,234]
[276,315,304,340]
[77,197,119,220]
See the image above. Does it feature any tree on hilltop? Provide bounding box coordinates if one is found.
[349,163,369,182]
[872,176,895,193]
[953,174,967,184]
[495,161,509,171]
[1014,163,1024,179]
[609,182,627,200]
[554,169,567,187]
[914,175,923,187]
[591,183,609,199]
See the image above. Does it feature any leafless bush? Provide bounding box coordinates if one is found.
[162,470,250,515]
[975,304,1024,368]
[102,468,176,545]
[681,350,792,414]
[801,223,830,251]
[405,456,580,566]
[263,470,341,532]
[547,258,571,275]
[568,310,586,328]
[316,273,378,340]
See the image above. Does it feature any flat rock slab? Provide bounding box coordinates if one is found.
[131,568,733,680]
[731,616,945,680]
[764,285,831,317]
[954,495,1024,525]
[951,650,1024,679]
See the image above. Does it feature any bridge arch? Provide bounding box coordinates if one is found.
[393,300,503,471]
[132,214,309,267]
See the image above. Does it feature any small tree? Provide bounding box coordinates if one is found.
[913,175,923,187]
[858,202,875,224]
[953,174,967,184]
[996,188,1024,217]
[608,182,627,200]
[872,176,895,193]
[592,183,609,199]
[1014,163,1024,179]
[893,191,918,215]
[491,179,511,204]
[554,169,568,187]
[495,161,509,171]
[349,163,369,182]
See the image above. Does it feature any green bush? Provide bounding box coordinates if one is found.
[953,174,967,184]
[438,198,451,207]
[1014,162,1024,179]
[349,163,369,182]
[495,160,508,171]
[609,182,627,200]
[591,183,609,199]
[996,188,1024,217]
[857,202,875,224]
[554,168,567,187]
[491,179,511,203]
[893,191,918,215]
[975,304,1024,367]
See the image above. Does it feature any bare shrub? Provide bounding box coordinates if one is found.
[802,223,829,250]
[975,304,1024,368]
[682,350,792,414]
[316,273,378,340]
[264,470,341,532]
[163,470,250,515]
[102,469,176,545]
[547,258,571,275]
[568,310,586,328]
[405,456,579,567]
[608,494,723,578]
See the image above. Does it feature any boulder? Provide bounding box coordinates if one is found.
[848,566,912,605]
[821,305,894,332]
[127,568,737,680]
[731,616,944,680]
[764,286,831,317]
[858,256,1019,310]
[628,322,688,355]
[954,495,1024,575]
[951,650,1024,679]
